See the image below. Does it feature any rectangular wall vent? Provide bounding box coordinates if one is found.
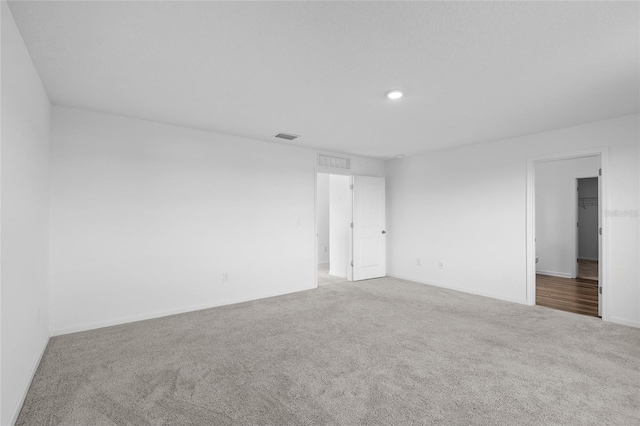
[274,133,299,140]
[318,154,351,170]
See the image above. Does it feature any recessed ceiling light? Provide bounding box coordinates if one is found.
[386,90,403,100]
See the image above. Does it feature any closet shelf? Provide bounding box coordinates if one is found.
[579,197,598,209]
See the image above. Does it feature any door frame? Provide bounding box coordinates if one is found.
[314,168,353,288]
[526,147,608,320]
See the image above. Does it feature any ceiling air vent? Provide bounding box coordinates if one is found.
[274,133,299,141]
[318,154,351,170]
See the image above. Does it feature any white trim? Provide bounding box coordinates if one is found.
[387,273,528,306]
[317,261,329,265]
[314,171,319,288]
[597,165,605,318]
[608,317,640,329]
[526,147,605,164]
[526,147,609,322]
[8,335,50,426]
[349,175,354,282]
[536,270,573,279]
[51,285,315,336]
[573,178,579,279]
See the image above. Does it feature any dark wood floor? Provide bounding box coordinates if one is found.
[536,274,599,318]
[578,259,598,280]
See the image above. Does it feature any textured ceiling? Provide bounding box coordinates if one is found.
[7,0,639,158]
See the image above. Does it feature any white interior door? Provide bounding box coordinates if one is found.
[352,176,386,281]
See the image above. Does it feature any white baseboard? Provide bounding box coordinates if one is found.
[386,273,527,306]
[386,273,640,329]
[51,285,316,336]
[536,270,573,278]
[608,316,640,329]
[8,334,49,426]
[578,257,598,261]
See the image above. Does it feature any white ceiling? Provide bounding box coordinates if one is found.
[8,0,639,159]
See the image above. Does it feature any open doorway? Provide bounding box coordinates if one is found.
[315,172,387,287]
[531,153,602,318]
[316,173,351,286]
[577,177,599,281]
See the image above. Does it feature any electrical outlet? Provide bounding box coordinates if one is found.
[439,261,444,269]
[323,247,328,253]
[416,258,422,266]
[222,273,229,283]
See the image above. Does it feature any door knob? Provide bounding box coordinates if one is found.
[382,230,386,234]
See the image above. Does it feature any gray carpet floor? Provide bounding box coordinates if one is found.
[17,276,640,425]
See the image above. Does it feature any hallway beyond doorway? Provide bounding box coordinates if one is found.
[317,263,348,287]
[577,259,598,281]
[536,274,599,318]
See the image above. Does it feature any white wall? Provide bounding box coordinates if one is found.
[49,106,384,335]
[386,114,639,327]
[535,157,599,277]
[329,175,351,278]
[578,177,599,260]
[1,2,52,424]
[316,173,330,264]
